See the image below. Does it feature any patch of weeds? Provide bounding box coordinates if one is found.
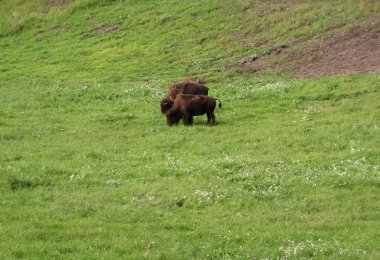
[2,133,24,141]
[45,167,76,177]
[87,24,119,37]
[58,247,74,255]
[106,179,122,187]
[262,47,273,55]
[330,157,370,176]
[278,239,367,258]
[94,91,124,101]
[249,53,258,61]
[12,250,27,259]
[326,81,340,90]
[3,155,23,162]
[160,15,178,24]
[8,177,33,191]
[98,114,134,125]
[174,196,187,207]
[239,54,258,65]
[296,102,323,122]
[86,151,107,161]
[256,81,288,93]
[77,204,97,218]
[184,183,228,209]
[0,119,8,126]
[193,58,213,71]
[192,189,214,207]
[130,193,162,207]
[32,126,65,138]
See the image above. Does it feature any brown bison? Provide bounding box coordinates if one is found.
[167,81,209,100]
[160,81,209,114]
[165,94,222,126]
[160,98,174,114]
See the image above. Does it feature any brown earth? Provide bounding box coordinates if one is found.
[36,25,71,37]
[51,25,71,32]
[242,19,380,79]
[293,23,380,78]
[88,24,119,37]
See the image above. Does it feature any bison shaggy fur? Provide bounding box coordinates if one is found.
[160,98,174,114]
[167,81,209,101]
[165,94,222,126]
[160,81,209,114]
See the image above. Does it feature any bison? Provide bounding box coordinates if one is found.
[160,98,174,114]
[165,94,222,126]
[160,80,209,114]
[167,81,208,101]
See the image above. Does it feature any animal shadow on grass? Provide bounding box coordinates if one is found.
[187,117,226,126]
[8,177,33,191]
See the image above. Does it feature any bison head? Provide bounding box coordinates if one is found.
[160,98,174,114]
[165,109,181,126]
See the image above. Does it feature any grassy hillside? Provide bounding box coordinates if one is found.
[1,0,379,258]
[1,0,379,83]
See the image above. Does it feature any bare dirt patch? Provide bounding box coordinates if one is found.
[88,24,119,37]
[51,25,71,32]
[46,0,75,9]
[292,23,380,78]
[241,19,380,78]
[36,25,72,37]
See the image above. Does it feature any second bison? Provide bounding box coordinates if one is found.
[167,81,209,101]
[165,94,222,126]
[160,81,209,114]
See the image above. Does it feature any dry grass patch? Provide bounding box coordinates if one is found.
[88,24,119,37]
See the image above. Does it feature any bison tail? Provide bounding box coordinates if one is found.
[215,99,222,108]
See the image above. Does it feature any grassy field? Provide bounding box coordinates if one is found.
[1,0,379,82]
[1,0,379,258]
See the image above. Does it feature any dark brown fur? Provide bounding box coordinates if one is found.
[165,94,222,126]
[160,81,209,114]
[160,98,174,114]
[167,81,209,101]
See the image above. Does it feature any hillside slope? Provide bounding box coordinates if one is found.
[0,0,379,83]
[0,1,379,259]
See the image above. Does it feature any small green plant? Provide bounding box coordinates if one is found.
[8,177,32,191]
[249,53,258,61]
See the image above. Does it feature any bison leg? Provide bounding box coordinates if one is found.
[183,114,193,125]
[207,112,215,124]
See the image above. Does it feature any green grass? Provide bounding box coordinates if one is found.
[1,75,379,258]
[1,0,380,258]
[1,0,379,83]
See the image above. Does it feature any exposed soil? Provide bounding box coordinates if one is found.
[88,24,119,37]
[51,25,71,32]
[293,23,380,78]
[242,19,380,79]
[35,25,71,37]
[46,0,75,8]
